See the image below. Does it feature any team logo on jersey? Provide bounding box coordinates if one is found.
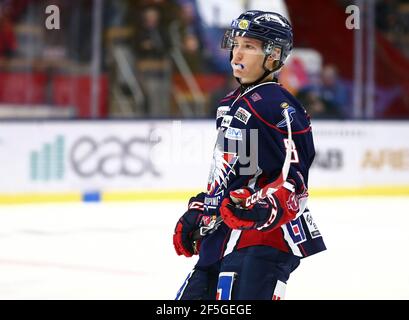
[225,127,243,141]
[250,92,262,102]
[234,107,251,124]
[280,102,289,109]
[303,210,322,238]
[286,192,299,212]
[216,106,230,119]
[286,218,307,244]
[276,106,296,128]
[221,115,233,128]
[207,143,238,196]
[201,215,217,227]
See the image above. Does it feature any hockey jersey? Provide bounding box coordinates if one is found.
[197,81,326,267]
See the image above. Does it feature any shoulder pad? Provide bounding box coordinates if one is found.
[241,83,310,132]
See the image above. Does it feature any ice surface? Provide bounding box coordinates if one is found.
[0,197,408,300]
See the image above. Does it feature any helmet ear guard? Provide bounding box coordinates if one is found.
[263,42,275,55]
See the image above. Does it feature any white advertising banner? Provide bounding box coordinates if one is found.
[0,120,216,193]
[0,120,408,196]
[309,121,409,188]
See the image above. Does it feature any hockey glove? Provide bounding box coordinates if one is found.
[220,185,299,231]
[173,192,206,257]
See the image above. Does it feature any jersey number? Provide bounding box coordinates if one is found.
[216,272,236,300]
[284,139,299,163]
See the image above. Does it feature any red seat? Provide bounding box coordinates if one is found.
[0,72,47,104]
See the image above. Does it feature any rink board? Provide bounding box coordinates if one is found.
[0,120,408,203]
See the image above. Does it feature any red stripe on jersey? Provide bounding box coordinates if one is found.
[236,228,289,253]
[242,97,312,135]
[220,94,239,102]
[298,243,307,256]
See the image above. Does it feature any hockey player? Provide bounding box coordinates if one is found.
[173,10,326,300]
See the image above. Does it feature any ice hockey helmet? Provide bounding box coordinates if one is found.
[221,10,293,68]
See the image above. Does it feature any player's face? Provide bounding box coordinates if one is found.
[231,36,266,83]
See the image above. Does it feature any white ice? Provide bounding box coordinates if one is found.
[0,197,408,300]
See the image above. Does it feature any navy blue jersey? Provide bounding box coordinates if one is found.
[197,81,326,267]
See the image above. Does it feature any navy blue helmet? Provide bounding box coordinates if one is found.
[221,10,293,67]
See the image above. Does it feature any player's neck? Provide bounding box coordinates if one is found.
[261,74,275,83]
[238,72,277,93]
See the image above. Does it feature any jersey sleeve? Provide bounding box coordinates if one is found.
[230,86,315,231]
[241,87,315,195]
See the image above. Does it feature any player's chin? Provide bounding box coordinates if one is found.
[233,70,244,78]
[239,77,253,84]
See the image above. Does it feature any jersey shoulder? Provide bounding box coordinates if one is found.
[242,82,311,132]
[219,87,241,104]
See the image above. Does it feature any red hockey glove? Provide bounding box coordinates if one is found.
[173,192,206,257]
[220,185,299,231]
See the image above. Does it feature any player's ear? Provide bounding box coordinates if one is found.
[265,57,276,72]
[269,47,282,61]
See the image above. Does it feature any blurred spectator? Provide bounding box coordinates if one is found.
[396,1,409,59]
[180,32,205,72]
[317,64,349,118]
[104,0,128,28]
[376,0,398,34]
[376,0,409,59]
[296,64,348,119]
[67,1,92,64]
[0,2,17,58]
[174,0,208,73]
[132,5,172,116]
[297,85,342,119]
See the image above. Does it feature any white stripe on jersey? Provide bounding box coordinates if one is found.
[296,197,308,218]
[272,280,287,300]
[175,269,195,300]
[281,224,303,257]
[224,229,242,257]
[247,166,262,189]
[283,181,295,192]
[188,201,204,211]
